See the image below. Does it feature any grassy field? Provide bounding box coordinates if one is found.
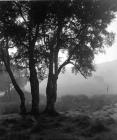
[0,92,117,140]
[1,90,117,115]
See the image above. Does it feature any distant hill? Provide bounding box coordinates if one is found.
[38,60,117,97]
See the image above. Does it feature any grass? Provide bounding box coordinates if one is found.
[0,111,114,140]
[0,93,117,115]
[0,93,117,139]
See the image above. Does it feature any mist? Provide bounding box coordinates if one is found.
[23,60,117,97]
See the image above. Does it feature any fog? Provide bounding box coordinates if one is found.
[24,59,117,97]
[0,59,117,98]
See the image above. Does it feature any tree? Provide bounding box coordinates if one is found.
[38,0,117,115]
[0,2,27,114]
[0,1,50,115]
[13,1,50,114]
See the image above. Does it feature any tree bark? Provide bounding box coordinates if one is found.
[2,51,26,114]
[5,63,27,114]
[44,50,58,115]
[29,61,39,115]
[29,40,39,115]
[44,21,62,115]
[45,74,57,114]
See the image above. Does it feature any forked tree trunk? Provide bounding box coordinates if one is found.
[44,21,62,115]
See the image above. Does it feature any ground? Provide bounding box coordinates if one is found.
[0,104,117,140]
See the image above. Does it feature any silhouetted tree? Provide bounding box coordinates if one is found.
[0,1,49,115]
[0,2,27,114]
[39,0,117,115]
[13,1,49,114]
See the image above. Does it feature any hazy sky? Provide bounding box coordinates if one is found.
[94,15,117,64]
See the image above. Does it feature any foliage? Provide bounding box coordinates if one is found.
[1,0,116,80]
[39,0,116,77]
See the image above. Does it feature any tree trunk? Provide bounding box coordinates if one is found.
[1,47,26,114]
[29,43,39,115]
[44,51,58,115]
[29,64,39,115]
[45,75,57,114]
[4,61,26,114]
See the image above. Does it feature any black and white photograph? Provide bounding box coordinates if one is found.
[0,0,117,139]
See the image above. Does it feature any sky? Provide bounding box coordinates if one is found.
[60,16,117,65]
[94,15,117,64]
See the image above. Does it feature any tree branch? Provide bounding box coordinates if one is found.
[69,61,87,79]
[56,20,63,50]
[58,51,74,75]
[32,25,39,45]
[13,1,28,27]
[57,24,88,75]
[58,60,70,75]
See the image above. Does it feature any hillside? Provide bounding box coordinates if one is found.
[38,60,117,97]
